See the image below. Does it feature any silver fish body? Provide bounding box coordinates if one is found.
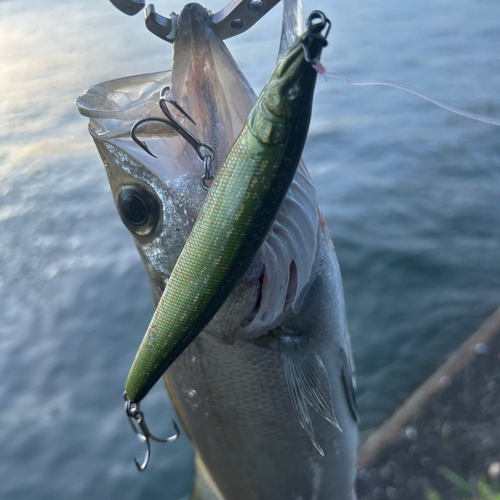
[167,228,359,500]
[77,3,358,499]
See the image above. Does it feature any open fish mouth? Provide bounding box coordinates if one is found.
[77,3,255,186]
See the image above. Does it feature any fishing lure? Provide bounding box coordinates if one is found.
[124,12,329,408]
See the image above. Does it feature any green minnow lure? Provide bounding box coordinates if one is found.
[125,12,330,406]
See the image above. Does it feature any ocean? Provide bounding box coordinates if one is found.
[0,0,499,497]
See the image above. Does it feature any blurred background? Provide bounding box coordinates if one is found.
[0,0,499,498]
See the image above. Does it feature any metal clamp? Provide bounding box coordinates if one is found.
[109,0,145,16]
[109,0,281,42]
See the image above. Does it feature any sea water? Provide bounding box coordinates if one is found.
[0,0,499,497]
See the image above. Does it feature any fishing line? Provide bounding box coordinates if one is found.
[313,62,500,127]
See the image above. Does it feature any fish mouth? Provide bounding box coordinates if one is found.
[169,3,256,175]
[77,3,255,186]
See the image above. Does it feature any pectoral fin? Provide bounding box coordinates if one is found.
[279,333,341,455]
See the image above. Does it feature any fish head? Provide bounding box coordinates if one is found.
[78,3,322,337]
[76,3,256,302]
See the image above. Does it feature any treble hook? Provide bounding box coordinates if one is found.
[131,88,215,190]
[124,392,180,472]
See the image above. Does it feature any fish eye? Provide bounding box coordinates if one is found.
[116,185,161,236]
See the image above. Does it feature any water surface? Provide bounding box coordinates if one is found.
[0,0,499,497]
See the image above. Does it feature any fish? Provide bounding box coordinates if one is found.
[76,2,359,499]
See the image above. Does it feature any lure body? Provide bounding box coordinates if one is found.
[125,29,323,403]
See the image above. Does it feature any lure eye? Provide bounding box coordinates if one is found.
[117,185,161,236]
[287,85,300,100]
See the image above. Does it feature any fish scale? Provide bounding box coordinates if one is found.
[125,31,323,404]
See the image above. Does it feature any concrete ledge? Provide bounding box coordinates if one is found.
[358,305,500,470]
